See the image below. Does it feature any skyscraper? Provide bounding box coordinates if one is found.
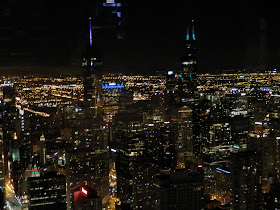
[73,186,102,210]
[231,151,262,209]
[66,149,109,209]
[40,134,46,166]
[27,171,66,209]
[156,169,204,210]
[181,19,198,97]
[82,17,102,110]
[0,84,19,195]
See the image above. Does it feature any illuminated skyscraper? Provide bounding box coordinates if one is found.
[0,84,19,195]
[93,0,128,40]
[74,16,109,210]
[73,186,102,210]
[82,17,102,109]
[181,19,198,97]
[231,151,262,209]
[66,149,109,209]
[39,134,46,166]
[27,172,66,209]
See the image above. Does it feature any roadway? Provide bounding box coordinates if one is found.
[5,183,22,210]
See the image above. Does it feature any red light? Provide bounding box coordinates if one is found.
[81,187,88,196]
[198,165,203,168]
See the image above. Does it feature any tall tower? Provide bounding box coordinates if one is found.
[82,17,102,109]
[258,17,268,69]
[156,170,204,209]
[40,134,46,166]
[0,84,19,195]
[181,19,198,97]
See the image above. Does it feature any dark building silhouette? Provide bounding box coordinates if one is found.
[114,112,145,201]
[156,170,204,210]
[66,149,109,209]
[264,183,280,209]
[82,17,102,109]
[73,185,102,210]
[0,189,4,209]
[0,84,20,195]
[27,171,66,210]
[231,151,262,209]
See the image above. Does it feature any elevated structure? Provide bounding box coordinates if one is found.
[39,134,46,166]
[181,19,198,98]
[82,17,102,109]
[73,186,102,210]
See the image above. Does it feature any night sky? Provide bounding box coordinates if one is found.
[1,0,280,75]
[126,0,280,73]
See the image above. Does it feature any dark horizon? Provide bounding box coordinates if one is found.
[1,0,280,75]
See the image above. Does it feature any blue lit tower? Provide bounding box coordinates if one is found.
[96,0,127,39]
[181,19,198,97]
[82,17,102,109]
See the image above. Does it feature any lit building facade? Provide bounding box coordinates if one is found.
[73,186,102,210]
[181,19,198,97]
[66,149,109,209]
[27,171,66,209]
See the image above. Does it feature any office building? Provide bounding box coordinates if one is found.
[27,171,66,209]
[40,134,46,166]
[73,185,102,210]
[181,19,198,98]
[66,149,109,209]
[231,151,262,209]
[82,17,102,109]
[156,170,204,210]
[0,84,20,195]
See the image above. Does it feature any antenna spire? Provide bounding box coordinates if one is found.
[186,26,190,40]
[89,17,93,46]
[192,20,196,40]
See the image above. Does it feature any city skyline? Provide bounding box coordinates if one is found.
[1,1,280,209]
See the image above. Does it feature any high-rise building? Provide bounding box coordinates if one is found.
[86,0,128,38]
[27,171,66,209]
[113,107,164,209]
[73,185,102,210]
[156,169,204,210]
[39,134,46,166]
[176,105,194,168]
[231,151,262,209]
[102,82,125,122]
[82,17,103,110]
[264,183,280,209]
[0,84,20,195]
[0,97,5,195]
[114,112,145,201]
[181,19,198,97]
[66,149,109,209]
